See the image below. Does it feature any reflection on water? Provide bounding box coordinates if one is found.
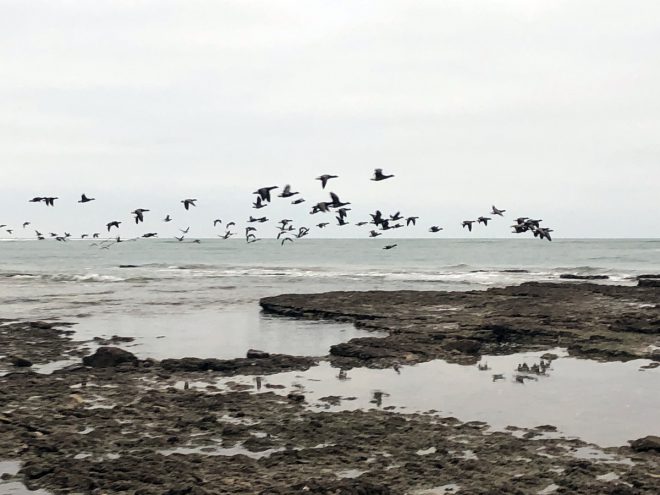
[71,306,386,360]
[188,349,659,447]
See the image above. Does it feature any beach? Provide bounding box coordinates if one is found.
[1,275,659,494]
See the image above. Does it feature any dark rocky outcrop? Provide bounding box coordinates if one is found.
[559,274,609,280]
[82,347,138,368]
[160,354,316,375]
[630,435,660,452]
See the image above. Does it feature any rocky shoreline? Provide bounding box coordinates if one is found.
[261,282,660,368]
[0,282,658,494]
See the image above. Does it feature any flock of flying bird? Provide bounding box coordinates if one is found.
[2,169,554,249]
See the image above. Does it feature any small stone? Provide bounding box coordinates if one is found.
[11,357,33,367]
[246,349,270,359]
[287,392,305,403]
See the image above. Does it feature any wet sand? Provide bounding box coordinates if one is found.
[1,282,659,494]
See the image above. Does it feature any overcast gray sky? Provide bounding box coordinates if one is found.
[1,0,659,239]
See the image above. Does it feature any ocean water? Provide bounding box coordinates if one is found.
[1,237,658,358]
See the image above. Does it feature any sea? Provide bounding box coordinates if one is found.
[1,238,659,446]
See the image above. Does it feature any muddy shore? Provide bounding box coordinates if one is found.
[0,282,659,494]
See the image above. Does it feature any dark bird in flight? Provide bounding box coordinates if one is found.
[369,230,382,237]
[355,221,368,227]
[35,230,42,236]
[29,197,44,203]
[383,244,398,250]
[44,197,58,206]
[253,197,267,209]
[226,222,236,228]
[429,226,443,233]
[220,231,233,239]
[132,209,149,224]
[6,229,13,234]
[462,221,475,232]
[329,192,350,208]
[337,207,351,220]
[192,239,201,244]
[107,221,121,232]
[93,233,100,239]
[317,222,329,228]
[477,216,491,226]
[180,227,190,234]
[371,168,394,181]
[281,237,294,246]
[175,235,185,242]
[23,222,30,228]
[64,232,71,238]
[316,174,338,189]
[245,226,257,234]
[390,211,403,221]
[164,215,172,222]
[142,233,158,238]
[491,205,506,216]
[181,199,197,210]
[534,227,553,241]
[278,185,299,198]
[78,194,95,203]
[81,234,88,239]
[406,216,418,226]
[370,210,384,226]
[295,227,310,238]
[253,186,278,202]
[336,216,348,226]
[291,198,306,205]
[310,202,331,214]
[213,219,222,227]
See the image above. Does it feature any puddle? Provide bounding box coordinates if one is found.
[412,484,460,495]
[71,306,385,360]
[160,441,285,460]
[569,446,634,466]
[335,469,368,479]
[204,349,659,447]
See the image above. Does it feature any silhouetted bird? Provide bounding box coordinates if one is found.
[462,220,475,232]
[253,197,267,209]
[369,230,382,237]
[406,216,418,226]
[164,215,172,222]
[316,174,338,189]
[29,197,44,203]
[491,205,506,216]
[213,219,222,227]
[180,227,190,234]
[383,244,398,250]
[291,198,306,205]
[22,222,30,228]
[78,194,95,203]
[317,223,329,228]
[371,168,394,181]
[132,209,149,224]
[44,197,58,206]
[477,216,491,226]
[429,226,443,233]
[253,186,278,202]
[181,199,197,210]
[107,221,121,232]
[329,192,350,208]
[278,185,299,198]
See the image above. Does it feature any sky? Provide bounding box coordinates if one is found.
[0,0,659,239]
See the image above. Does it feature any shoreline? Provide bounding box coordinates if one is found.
[1,282,659,494]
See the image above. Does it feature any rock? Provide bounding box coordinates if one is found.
[11,356,33,367]
[444,339,482,355]
[638,279,660,288]
[559,274,609,280]
[287,392,305,402]
[541,353,559,361]
[246,349,270,359]
[82,347,138,368]
[629,435,660,452]
[637,274,660,280]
